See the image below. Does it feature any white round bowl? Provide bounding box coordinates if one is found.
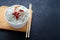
[4,5,29,28]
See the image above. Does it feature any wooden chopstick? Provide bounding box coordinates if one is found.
[25,17,30,38]
[25,3,32,38]
[28,4,32,38]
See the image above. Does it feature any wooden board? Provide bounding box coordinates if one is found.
[0,6,32,32]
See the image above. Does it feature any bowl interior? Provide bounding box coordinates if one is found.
[5,5,30,25]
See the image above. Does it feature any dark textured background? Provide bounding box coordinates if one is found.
[0,0,60,40]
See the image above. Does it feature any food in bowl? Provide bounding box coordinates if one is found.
[5,5,29,28]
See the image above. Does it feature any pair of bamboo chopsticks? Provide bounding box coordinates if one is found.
[25,3,32,38]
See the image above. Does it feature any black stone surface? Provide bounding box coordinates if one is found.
[0,29,26,40]
[0,0,60,40]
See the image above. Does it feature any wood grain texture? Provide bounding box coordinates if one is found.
[0,6,32,32]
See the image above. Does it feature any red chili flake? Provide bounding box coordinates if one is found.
[13,6,20,19]
[19,9,24,12]
[13,12,19,19]
[13,6,24,20]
